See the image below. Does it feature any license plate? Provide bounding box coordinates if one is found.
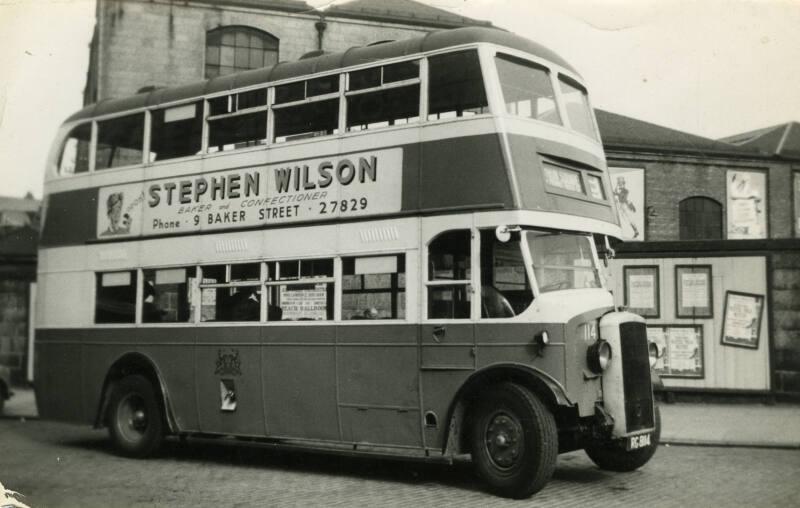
[626,433,652,451]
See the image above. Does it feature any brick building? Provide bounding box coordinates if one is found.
[0,195,39,384]
[596,110,800,397]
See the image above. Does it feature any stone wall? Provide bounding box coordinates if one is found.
[771,251,800,395]
[94,0,431,101]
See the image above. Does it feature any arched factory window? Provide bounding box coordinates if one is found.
[205,26,279,78]
[679,196,723,240]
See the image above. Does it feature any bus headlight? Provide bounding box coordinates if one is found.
[587,339,612,374]
[648,342,660,368]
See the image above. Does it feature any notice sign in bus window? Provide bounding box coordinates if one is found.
[95,148,403,238]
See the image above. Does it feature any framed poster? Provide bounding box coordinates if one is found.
[675,265,713,318]
[727,170,767,239]
[721,291,764,349]
[623,266,659,318]
[647,325,704,378]
[609,167,645,241]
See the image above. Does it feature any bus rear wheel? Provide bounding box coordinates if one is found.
[108,375,163,458]
[585,405,661,472]
[470,383,558,499]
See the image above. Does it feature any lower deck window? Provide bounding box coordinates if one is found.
[200,263,261,322]
[265,259,334,321]
[142,268,192,323]
[342,254,405,319]
[95,271,137,323]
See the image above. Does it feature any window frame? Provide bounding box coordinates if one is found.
[493,52,562,126]
[344,60,422,133]
[679,196,723,241]
[204,26,279,79]
[540,156,609,204]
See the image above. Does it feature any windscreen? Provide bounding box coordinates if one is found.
[526,231,601,293]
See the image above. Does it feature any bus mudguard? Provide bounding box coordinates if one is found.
[442,363,573,456]
[95,352,179,434]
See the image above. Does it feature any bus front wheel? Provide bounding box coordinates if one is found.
[469,383,558,499]
[585,405,661,472]
[107,375,164,458]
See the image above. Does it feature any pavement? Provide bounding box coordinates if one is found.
[3,387,800,449]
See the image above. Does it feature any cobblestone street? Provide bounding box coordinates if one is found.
[1,419,798,507]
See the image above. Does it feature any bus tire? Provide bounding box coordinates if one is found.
[469,382,558,499]
[585,405,661,472]
[107,374,164,458]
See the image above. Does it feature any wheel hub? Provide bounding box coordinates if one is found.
[118,394,148,440]
[485,413,523,469]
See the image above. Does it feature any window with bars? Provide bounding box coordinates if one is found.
[205,26,279,78]
[679,196,723,240]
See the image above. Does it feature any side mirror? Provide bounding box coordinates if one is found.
[495,225,521,243]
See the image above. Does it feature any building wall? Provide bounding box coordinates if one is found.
[0,277,30,384]
[609,150,800,396]
[772,251,800,394]
[610,256,771,392]
[608,152,795,242]
[92,0,432,101]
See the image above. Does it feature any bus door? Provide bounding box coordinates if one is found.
[419,228,477,449]
[194,263,265,436]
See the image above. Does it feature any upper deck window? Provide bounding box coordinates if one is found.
[150,102,203,161]
[58,123,91,175]
[347,60,420,132]
[208,89,267,152]
[558,76,598,140]
[495,54,560,125]
[96,113,144,170]
[273,76,340,143]
[428,51,488,120]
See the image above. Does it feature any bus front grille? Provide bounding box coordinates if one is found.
[619,322,655,433]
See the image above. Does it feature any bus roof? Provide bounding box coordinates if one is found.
[66,27,579,123]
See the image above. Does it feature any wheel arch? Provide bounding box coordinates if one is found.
[94,352,178,433]
[442,363,572,456]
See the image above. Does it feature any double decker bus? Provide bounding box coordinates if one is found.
[36,27,660,498]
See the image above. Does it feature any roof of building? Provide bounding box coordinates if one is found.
[0,195,40,213]
[188,0,489,28]
[325,0,491,28]
[720,122,800,160]
[191,0,314,14]
[66,26,577,123]
[595,109,765,159]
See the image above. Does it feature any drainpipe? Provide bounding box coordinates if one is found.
[315,16,327,51]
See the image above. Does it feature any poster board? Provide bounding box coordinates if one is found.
[727,170,767,239]
[721,291,764,349]
[623,265,659,317]
[609,167,645,241]
[646,325,704,378]
[675,265,713,318]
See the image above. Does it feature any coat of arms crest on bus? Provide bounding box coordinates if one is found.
[214,348,242,376]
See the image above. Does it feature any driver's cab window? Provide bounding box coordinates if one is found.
[480,230,532,318]
[427,230,471,319]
